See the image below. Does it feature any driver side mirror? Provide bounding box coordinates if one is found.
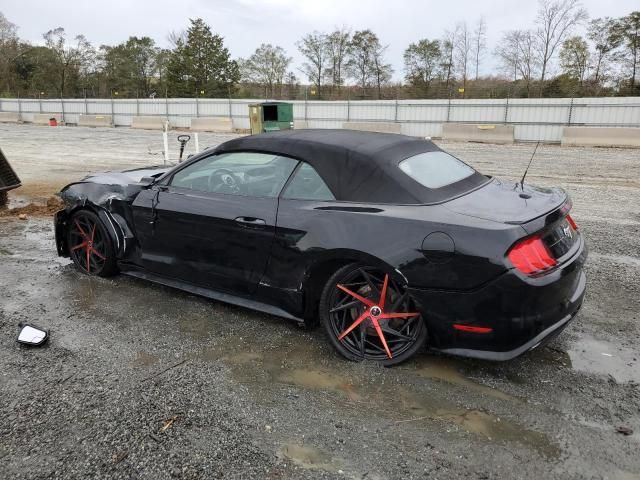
[17,323,49,346]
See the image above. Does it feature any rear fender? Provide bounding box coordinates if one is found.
[299,249,407,324]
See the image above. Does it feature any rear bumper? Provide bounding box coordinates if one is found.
[434,273,584,360]
[409,235,587,361]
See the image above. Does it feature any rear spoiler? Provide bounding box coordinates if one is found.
[521,197,572,235]
[0,147,21,192]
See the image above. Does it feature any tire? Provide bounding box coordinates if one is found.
[67,209,118,277]
[319,263,427,366]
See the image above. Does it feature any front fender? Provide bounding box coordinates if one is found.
[54,204,131,259]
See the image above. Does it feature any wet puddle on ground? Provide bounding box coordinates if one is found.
[407,356,518,402]
[567,335,639,384]
[278,444,340,472]
[132,350,161,367]
[194,340,558,458]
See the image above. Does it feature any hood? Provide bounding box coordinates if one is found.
[78,165,172,186]
[444,177,567,224]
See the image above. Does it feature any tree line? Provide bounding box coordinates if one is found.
[0,0,638,100]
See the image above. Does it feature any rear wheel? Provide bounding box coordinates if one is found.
[67,210,117,277]
[320,264,427,366]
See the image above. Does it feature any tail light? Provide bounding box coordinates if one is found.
[507,235,557,275]
[566,214,578,230]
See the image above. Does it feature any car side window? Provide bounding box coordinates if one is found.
[170,152,298,198]
[282,163,335,201]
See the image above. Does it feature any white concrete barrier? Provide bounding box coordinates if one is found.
[294,120,309,129]
[78,114,112,127]
[561,127,640,148]
[342,121,401,134]
[131,116,167,130]
[0,112,19,123]
[190,117,233,132]
[442,123,514,144]
[33,113,62,125]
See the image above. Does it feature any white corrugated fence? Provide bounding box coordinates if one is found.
[1,96,639,143]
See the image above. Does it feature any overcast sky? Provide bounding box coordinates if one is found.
[2,0,638,81]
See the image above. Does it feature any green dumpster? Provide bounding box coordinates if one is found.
[249,102,294,134]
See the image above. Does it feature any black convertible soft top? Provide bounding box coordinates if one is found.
[214,129,489,204]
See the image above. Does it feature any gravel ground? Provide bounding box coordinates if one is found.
[0,124,639,479]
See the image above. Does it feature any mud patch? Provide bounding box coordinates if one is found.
[132,350,161,367]
[394,386,559,458]
[568,335,639,383]
[0,195,63,218]
[279,444,340,472]
[409,356,517,402]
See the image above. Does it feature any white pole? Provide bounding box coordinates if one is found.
[162,121,169,165]
[194,132,200,153]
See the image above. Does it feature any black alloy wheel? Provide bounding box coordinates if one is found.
[67,210,117,277]
[320,264,427,366]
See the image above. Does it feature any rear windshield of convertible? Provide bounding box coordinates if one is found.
[399,151,475,189]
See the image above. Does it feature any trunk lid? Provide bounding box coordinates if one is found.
[443,177,567,224]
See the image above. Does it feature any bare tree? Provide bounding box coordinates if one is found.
[372,41,393,98]
[346,29,375,95]
[495,30,538,95]
[535,0,588,84]
[610,11,640,88]
[472,17,487,80]
[43,27,95,96]
[0,12,20,94]
[297,31,328,95]
[454,22,471,96]
[495,31,522,81]
[325,26,351,92]
[587,17,619,85]
[167,30,186,49]
[440,30,456,90]
[241,43,291,98]
[516,30,539,95]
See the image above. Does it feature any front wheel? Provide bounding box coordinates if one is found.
[320,264,427,366]
[67,210,118,277]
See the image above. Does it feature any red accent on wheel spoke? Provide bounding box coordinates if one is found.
[379,312,419,319]
[371,318,393,359]
[335,271,422,360]
[378,274,389,310]
[71,217,108,273]
[337,311,370,341]
[74,219,88,239]
[71,241,87,251]
[336,284,375,307]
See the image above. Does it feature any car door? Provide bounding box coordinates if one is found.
[131,151,299,295]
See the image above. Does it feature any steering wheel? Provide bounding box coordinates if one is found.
[208,168,242,194]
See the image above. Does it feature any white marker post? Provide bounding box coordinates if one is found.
[162,121,170,165]
[194,132,200,153]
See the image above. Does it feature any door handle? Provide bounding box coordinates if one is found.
[234,216,266,227]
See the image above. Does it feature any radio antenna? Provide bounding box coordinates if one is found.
[520,141,540,189]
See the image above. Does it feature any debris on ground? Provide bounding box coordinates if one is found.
[160,415,179,433]
[616,425,634,436]
[0,195,63,218]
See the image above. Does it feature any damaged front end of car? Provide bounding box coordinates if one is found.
[54,167,169,259]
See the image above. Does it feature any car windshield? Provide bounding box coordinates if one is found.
[399,151,475,189]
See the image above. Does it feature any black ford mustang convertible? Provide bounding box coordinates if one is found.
[55,130,587,365]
